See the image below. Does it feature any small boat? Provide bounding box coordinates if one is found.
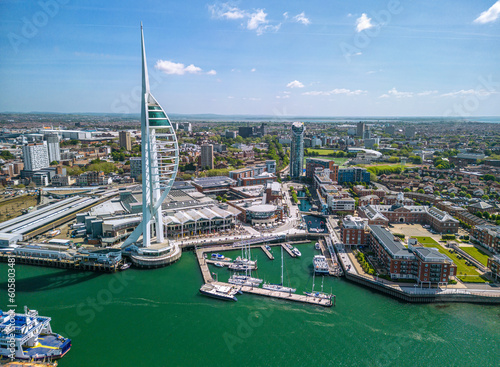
[214,262,224,267]
[285,244,293,250]
[292,248,301,257]
[120,263,131,270]
[265,245,271,251]
[211,253,225,260]
[315,242,321,250]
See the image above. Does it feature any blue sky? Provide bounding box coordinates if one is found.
[0,0,499,117]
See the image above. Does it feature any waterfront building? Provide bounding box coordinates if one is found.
[22,142,49,170]
[201,143,214,170]
[45,134,61,163]
[290,122,305,178]
[119,131,132,150]
[122,25,179,248]
[472,225,500,253]
[487,255,500,280]
[340,215,368,246]
[368,226,457,285]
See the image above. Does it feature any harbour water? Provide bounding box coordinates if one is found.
[2,242,499,366]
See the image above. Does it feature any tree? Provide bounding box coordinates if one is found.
[465,193,472,199]
[450,192,456,198]
[417,189,425,194]
[403,187,411,192]
[482,194,489,201]
[483,212,491,220]
[475,211,483,219]
[50,161,59,166]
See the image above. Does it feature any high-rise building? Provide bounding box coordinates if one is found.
[357,122,365,138]
[130,157,142,179]
[45,134,61,163]
[122,24,179,249]
[201,143,214,170]
[22,142,49,170]
[119,131,132,150]
[238,126,254,138]
[405,126,416,139]
[290,122,305,178]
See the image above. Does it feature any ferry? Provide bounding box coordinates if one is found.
[199,284,238,301]
[0,307,71,360]
[313,255,329,274]
[292,248,302,257]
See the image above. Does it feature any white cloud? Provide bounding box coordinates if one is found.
[440,89,497,97]
[356,13,373,32]
[303,88,367,96]
[417,90,438,96]
[251,68,256,72]
[287,80,304,88]
[208,3,283,35]
[209,3,245,19]
[155,60,211,75]
[283,12,289,19]
[276,95,290,99]
[292,12,310,25]
[379,88,440,98]
[378,87,413,98]
[247,9,268,30]
[474,1,500,24]
[227,96,234,99]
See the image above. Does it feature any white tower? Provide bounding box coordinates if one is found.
[122,24,179,248]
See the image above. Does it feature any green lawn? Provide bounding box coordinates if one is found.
[306,148,336,155]
[304,156,349,166]
[460,246,490,267]
[413,236,486,282]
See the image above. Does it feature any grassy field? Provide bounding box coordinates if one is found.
[304,156,349,166]
[460,246,490,267]
[0,195,39,222]
[414,236,486,282]
[305,148,336,155]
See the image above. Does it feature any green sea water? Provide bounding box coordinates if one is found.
[1,242,499,367]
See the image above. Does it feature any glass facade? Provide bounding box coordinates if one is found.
[290,122,305,178]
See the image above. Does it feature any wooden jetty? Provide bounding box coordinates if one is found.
[260,245,274,260]
[281,243,296,258]
[240,284,333,307]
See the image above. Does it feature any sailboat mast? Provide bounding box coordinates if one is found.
[281,245,284,285]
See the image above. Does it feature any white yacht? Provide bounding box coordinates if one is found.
[199,284,238,301]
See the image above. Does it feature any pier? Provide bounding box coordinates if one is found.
[318,237,343,276]
[196,244,335,307]
[281,244,296,258]
[260,245,274,260]
[239,284,333,307]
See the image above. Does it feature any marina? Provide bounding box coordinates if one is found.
[195,242,334,308]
